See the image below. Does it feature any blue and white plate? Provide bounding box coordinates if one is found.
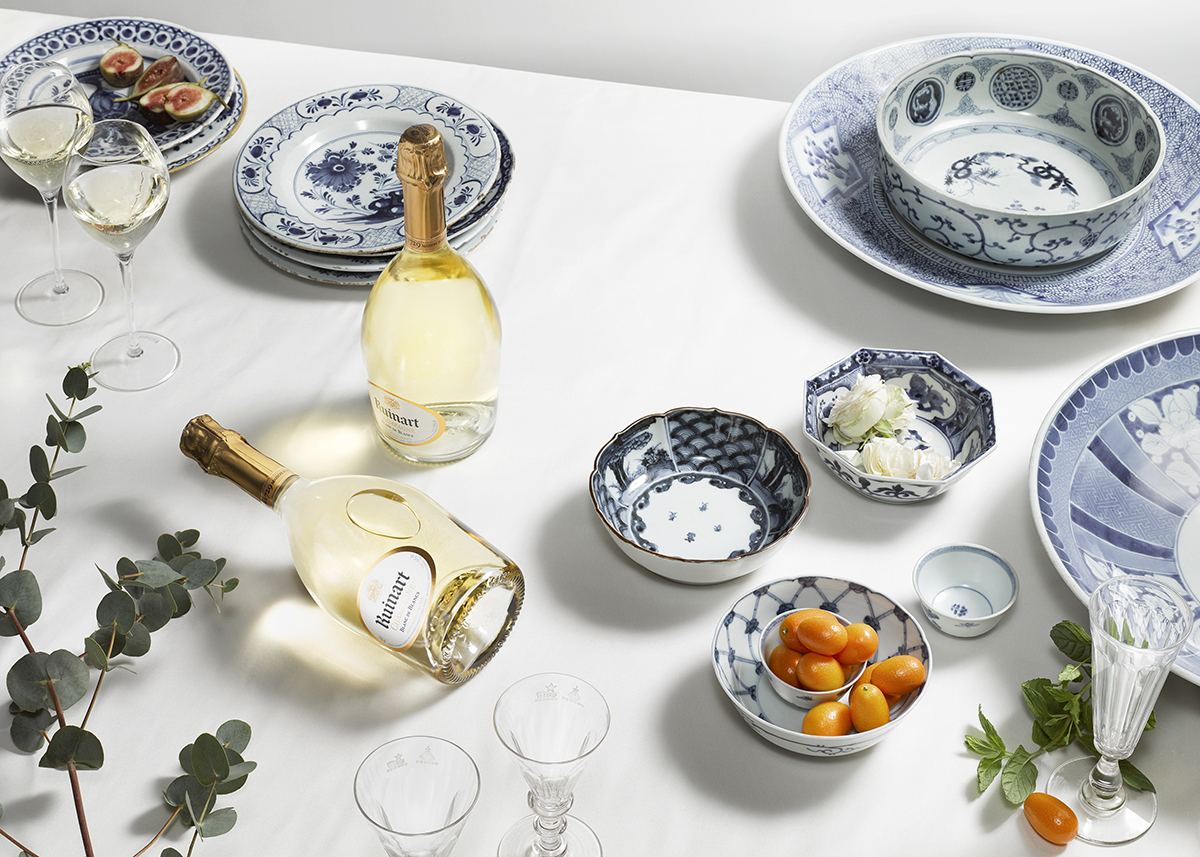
[779,34,1200,313]
[233,84,499,255]
[0,17,234,152]
[1032,331,1200,683]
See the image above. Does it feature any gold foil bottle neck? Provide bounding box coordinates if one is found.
[397,123,448,252]
[180,415,298,508]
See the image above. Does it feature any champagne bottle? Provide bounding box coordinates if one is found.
[361,123,501,464]
[179,415,524,684]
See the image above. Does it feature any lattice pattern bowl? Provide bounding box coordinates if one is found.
[590,407,811,584]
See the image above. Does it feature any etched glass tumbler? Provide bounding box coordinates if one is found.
[494,673,610,857]
[1047,575,1193,844]
[354,736,481,857]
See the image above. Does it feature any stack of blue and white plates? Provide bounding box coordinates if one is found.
[233,84,514,285]
[0,17,247,172]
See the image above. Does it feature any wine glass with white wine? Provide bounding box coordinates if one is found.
[63,118,177,391]
[0,60,103,325]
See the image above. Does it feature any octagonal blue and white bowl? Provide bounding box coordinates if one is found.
[805,348,997,503]
[712,575,931,756]
[590,407,811,585]
[876,49,1164,267]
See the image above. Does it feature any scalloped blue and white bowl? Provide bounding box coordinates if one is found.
[590,407,811,585]
[712,576,931,756]
[805,348,997,503]
[876,49,1164,267]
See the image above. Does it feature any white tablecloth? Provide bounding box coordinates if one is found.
[2,9,1199,856]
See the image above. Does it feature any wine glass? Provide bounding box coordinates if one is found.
[494,673,610,857]
[63,118,178,391]
[354,735,480,857]
[0,59,103,325]
[1046,575,1193,844]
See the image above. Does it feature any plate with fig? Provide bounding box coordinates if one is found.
[0,17,234,150]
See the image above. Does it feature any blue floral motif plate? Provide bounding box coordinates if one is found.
[0,17,234,152]
[779,34,1200,313]
[233,84,499,255]
[1032,331,1200,683]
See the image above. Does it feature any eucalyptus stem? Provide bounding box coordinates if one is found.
[0,826,42,857]
[130,805,184,857]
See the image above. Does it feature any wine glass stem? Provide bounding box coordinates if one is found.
[1083,755,1126,813]
[42,190,68,295]
[528,792,571,857]
[117,253,143,358]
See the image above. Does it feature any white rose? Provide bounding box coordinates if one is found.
[854,437,961,480]
[824,374,916,445]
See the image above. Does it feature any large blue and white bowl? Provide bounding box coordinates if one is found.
[712,576,931,756]
[876,50,1164,267]
[1032,331,1200,685]
[805,348,997,503]
[590,408,810,585]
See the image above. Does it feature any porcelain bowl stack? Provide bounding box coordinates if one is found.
[233,84,515,285]
[0,17,246,172]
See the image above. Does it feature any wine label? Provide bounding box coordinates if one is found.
[369,383,446,446]
[357,547,434,651]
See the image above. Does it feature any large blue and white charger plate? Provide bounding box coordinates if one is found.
[234,84,499,255]
[0,17,234,152]
[779,34,1200,313]
[1032,331,1200,683]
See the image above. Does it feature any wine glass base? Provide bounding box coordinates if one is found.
[498,815,601,857]
[1046,756,1157,845]
[91,330,179,392]
[16,269,103,326]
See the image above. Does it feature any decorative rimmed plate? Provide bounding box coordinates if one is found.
[712,576,931,755]
[1031,331,1200,683]
[0,17,234,151]
[165,68,246,172]
[244,118,514,270]
[233,84,499,255]
[779,34,1200,313]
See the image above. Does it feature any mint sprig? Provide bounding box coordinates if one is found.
[965,619,1156,805]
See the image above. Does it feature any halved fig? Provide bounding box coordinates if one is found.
[128,55,184,100]
[162,82,220,122]
[137,83,177,124]
[99,42,144,87]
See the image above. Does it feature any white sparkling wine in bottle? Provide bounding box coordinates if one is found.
[180,416,524,683]
[361,123,501,464]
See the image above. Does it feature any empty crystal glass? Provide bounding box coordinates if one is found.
[494,673,610,857]
[1047,575,1193,844]
[354,735,481,857]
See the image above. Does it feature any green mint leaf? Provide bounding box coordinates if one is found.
[976,706,1006,753]
[1021,678,1054,719]
[1056,663,1082,684]
[1000,745,1039,805]
[1119,758,1155,793]
[1050,619,1092,662]
[977,755,1003,793]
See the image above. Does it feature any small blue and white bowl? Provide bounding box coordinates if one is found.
[590,407,811,585]
[759,610,866,709]
[876,50,1164,267]
[913,544,1018,637]
[712,575,931,756]
[804,348,997,504]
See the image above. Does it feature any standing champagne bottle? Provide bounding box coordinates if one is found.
[361,123,501,463]
[180,416,524,684]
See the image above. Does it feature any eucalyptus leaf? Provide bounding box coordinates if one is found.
[217,719,252,754]
[40,725,104,771]
[61,421,86,453]
[82,635,109,671]
[90,626,127,659]
[198,806,237,838]
[45,649,90,711]
[178,744,195,776]
[21,482,56,520]
[0,497,14,527]
[136,591,173,632]
[62,366,90,400]
[97,589,137,634]
[164,774,210,811]
[45,415,67,450]
[28,445,51,483]
[10,708,54,752]
[44,393,69,422]
[176,529,200,548]
[217,759,257,795]
[167,582,192,618]
[157,533,183,561]
[177,558,218,590]
[134,559,181,588]
[162,849,184,857]
[7,650,50,712]
[122,622,151,657]
[191,732,230,786]
[27,528,55,546]
[115,556,139,584]
[73,404,102,420]
[0,568,43,633]
[50,464,85,480]
[96,565,121,593]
